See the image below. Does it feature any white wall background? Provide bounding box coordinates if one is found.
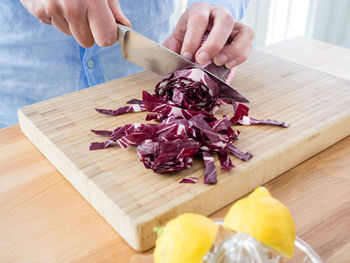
[242,0,350,48]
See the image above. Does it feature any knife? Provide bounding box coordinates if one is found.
[116,23,249,103]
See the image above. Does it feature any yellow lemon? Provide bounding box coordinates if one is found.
[224,187,296,258]
[154,213,219,263]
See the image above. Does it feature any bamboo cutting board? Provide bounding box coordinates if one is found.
[18,51,350,251]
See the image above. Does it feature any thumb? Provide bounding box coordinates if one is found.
[108,0,132,27]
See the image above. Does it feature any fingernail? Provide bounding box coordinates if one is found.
[197,52,210,65]
[214,54,228,66]
[225,60,237,69]
[126,19,132,28]
[182,51,193,61]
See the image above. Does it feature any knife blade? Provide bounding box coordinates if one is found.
[116,23,249,103]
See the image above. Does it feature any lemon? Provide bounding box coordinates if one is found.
[154,213,219,263]
[224,187,296,258]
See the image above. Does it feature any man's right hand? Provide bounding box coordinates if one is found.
[20,0,131,48]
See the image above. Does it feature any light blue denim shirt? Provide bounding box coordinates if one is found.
[0,0,249,128]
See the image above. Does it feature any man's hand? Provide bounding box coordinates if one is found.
[20,0,131,48]
[163,2,254,68]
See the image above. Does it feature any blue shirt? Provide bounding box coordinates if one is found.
[0,0,249,128]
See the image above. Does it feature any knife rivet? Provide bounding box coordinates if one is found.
[87,60,94,68]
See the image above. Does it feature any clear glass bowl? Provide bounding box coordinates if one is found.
[202,220,323,263]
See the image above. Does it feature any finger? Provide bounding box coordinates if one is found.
[40,17,52,25]
[45,0,70,34]
[225,42,253,68]
[87,0,118,47]
[64,3,94,47]
[214,22,254,68]
[162,11,188,57]
[51,15,72,35]
[28,1,51,25]
[163,37,181,53]
[108,0,132,27]
[195,7,234,65]
[180,9,211,62]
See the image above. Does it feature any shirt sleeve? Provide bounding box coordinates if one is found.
[186,0,250,21]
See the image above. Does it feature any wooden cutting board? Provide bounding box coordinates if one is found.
[18,51,350,251]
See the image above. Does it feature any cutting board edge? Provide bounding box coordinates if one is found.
[17,108,144,251]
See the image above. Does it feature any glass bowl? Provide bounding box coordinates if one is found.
[202,220,323,263]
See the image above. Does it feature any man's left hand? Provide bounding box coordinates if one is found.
[163,2,254,69]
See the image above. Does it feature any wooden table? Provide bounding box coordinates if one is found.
[1,38,349,263]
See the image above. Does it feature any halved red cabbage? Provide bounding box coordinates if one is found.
[155,68,220,113]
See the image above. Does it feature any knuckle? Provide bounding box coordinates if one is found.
[191,13,208,27]
[191,2,210,10]
[244,25,255,39]
[34,10,45,19]
[32,6,46,19]
[62,1,79,19]
[214,6,233,19]
[46,0,59,14]
[213,5,226,12]
[229,45,241,57]
[222,12,234,24]
[247,26,254,37]
[207,41,222,53]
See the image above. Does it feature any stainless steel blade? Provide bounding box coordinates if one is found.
[116,24,249,103]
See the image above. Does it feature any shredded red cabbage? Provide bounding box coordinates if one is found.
[202,151,217,184]
[179,177,199,184]
[90,48,288,184]
[95,104,145,116]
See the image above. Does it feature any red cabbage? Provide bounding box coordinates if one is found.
[202,152,217,184]
[90,45,288,183]
[155,68,220,113]
[137,138,200,173]
[238,116,289,128]
[95,104,145,116]
[231,103,289,127]
[179,177,199,184]
[217,152,235,170]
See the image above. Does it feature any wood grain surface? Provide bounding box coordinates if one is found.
[18,50,350,251]
[1,38,350,262]
[1,124,350,262]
